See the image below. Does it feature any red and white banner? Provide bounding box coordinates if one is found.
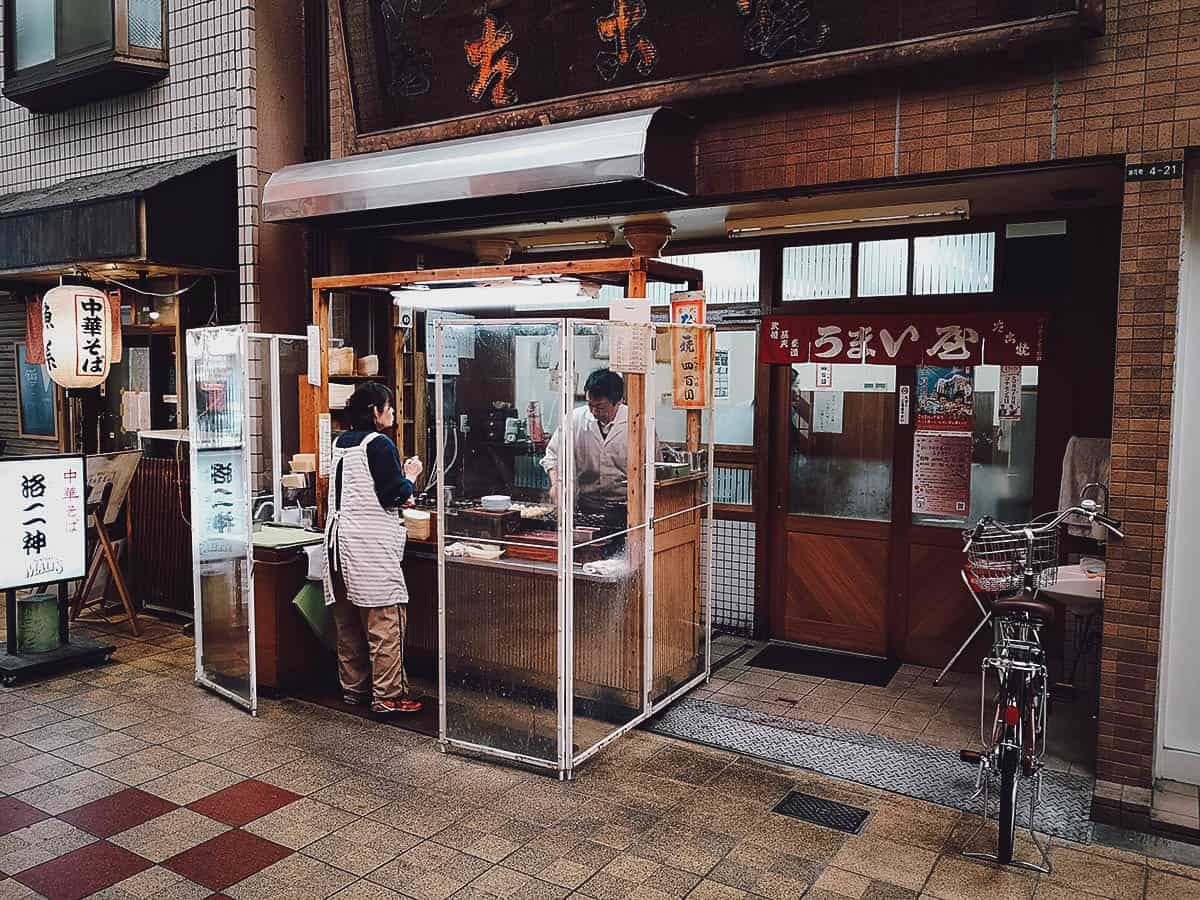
[761,312,1047,366]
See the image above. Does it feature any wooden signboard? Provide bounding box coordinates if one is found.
[85,451,142,527]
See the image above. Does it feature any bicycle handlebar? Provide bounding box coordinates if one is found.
[963,505,1123,550]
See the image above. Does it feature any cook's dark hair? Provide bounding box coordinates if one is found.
[346,382,393,431]
[584,368,624,404]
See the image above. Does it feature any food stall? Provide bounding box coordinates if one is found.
[307,258,717,777]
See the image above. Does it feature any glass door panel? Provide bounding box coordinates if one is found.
[789,364,897,521]
[912,365,1039,527]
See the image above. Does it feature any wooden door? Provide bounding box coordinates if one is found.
[769,366,897,656]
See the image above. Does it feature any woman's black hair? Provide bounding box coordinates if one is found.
[346,382,393,431]
[584,368,624,404]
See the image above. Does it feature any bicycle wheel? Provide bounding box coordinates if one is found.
[998,744,1020,863]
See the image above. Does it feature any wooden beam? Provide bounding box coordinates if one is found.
[347,13,1092,154]
[625,266,648,544]
[310,257,702,292]
[313,287,331,528]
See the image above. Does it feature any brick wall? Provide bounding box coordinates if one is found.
[325,0,1192,787]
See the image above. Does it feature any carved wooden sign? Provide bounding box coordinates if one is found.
[339,0,1098,138]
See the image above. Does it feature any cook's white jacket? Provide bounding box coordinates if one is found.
[541,404,628,504]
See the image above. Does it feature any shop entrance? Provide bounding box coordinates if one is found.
[763,208,1121,670]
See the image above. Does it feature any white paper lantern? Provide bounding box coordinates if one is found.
[41,285,112,389]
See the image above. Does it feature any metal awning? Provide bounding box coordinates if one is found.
[262,107,694,227]
[0,152,236,276]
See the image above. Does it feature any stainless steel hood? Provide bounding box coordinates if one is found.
[262,107,694,226]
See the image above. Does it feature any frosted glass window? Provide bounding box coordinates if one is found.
[782,243,852,301]
[645,249,760,306]
[14,0,55,69]
[912,232,996,295]
[128,0,164,49]
[58,0,113,56]
[858,239,909,297]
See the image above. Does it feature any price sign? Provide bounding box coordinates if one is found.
[672,325,710,409]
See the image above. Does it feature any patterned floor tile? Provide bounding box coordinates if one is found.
[256,756,356,796]
[13,840,151,900]
[368,841,491,900]
[215,740,304,778]
[0,800,47,838]
[58,788,177,839]
[16,720,109,754]
[163,828,293,892]
[139,762,243,806]
[503,835,619,889]
[86,865,211,900]
[329,881,408,900]
[49,731,151,768]
[223,851,356,899]
[0,741,37,767]
[11,770,126,815]
[434,810,547,864]
[0,708,71,740]
[242,797,359,850]
[369,787,479,839]
[302,819,422,877]
[458,866,572,899]
[92,746,195,787]
[0,878,41,898]
[0,755,81,795]
[0,819,96,876]
[108,808,230,863]
[187,779,301,827]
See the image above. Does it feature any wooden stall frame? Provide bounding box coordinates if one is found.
[307,257,714,777]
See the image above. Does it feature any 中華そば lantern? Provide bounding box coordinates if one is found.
[41,286,112,389]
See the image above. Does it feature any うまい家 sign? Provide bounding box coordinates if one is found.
[760,312,1046,367]
[0,455,87,590]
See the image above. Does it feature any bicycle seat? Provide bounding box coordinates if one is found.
[992,593,1056,624]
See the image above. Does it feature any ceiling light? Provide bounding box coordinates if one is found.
[391,281,588,310]
[726,201,970,238]
[514,229,614,254]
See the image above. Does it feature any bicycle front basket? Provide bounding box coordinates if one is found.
[965,523,1059,593]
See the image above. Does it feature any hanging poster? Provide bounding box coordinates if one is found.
[15,343,58,441]
[912,432,972,519]
[0,455,87,589]
[916,366,974,432]
[671,325,709,409]
[815,363,834,390]
[812,391,844,434]
[898,385,911,426]
[998,365,1023,421]
[609,297,651,374]
[714,349,730,401]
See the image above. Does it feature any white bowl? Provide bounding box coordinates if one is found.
[481,495,512,512]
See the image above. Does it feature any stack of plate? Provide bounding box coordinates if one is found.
[481,495,512,512]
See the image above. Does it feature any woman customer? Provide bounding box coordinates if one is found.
[323,382,423,715]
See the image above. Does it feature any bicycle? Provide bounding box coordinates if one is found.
[958,486,1122,870]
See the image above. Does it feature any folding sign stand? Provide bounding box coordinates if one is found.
[69,482,140,636]
[0,454,115,686]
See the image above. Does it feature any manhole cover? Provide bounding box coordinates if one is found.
[772,790,871,834]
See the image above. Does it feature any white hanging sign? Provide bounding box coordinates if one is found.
[41,286,112,389]
[0,455,87,589]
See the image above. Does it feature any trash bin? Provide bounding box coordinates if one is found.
[17,593,59,654]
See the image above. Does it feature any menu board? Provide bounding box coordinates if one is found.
[912,432,972,519]
[0,455,87,590]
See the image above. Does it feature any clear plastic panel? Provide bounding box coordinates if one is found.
[568,321,650,759]
[186,327,256,712]
[437,321,565,765]
[650,324,714,704]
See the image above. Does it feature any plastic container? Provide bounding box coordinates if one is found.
[403,508,432,540]
[17,593,59,654]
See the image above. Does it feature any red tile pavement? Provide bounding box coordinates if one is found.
[15,841,152,900]
[0,797,49,836]
[163,828,292,891]
[186,778,301,827]
[58,788,178,838]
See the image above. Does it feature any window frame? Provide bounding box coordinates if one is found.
[3,0,169,110]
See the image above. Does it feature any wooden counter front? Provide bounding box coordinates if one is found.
[401,474,708,709]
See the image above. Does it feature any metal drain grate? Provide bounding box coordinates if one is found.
[772,790,871,834]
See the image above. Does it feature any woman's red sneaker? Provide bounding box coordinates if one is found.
[373,697,422,715]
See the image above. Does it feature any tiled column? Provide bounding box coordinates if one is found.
[1098,159,1184,793]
